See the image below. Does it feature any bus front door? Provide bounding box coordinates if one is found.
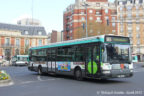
[86,46,100,77]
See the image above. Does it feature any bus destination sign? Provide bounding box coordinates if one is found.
[105,36,130,43]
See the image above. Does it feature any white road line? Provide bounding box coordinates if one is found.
[37,76,56,81]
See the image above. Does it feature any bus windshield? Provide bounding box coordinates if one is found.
[102,43,131,64]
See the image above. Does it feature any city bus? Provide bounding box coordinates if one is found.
[28,35,133,80]
[12,55,29,66]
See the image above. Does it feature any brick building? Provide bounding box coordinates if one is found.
[50,30,63,43]
[116,0,144,61]
[0,23,47,60]
[63,0,117,41]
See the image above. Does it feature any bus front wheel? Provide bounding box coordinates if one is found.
[74,69,83,81]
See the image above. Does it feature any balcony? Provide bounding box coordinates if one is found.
[67,35,70,39]
[66,16,70,20]
[111,12,117,15]
[66,27,70,32]
[1,44,17,48]
[95,12,102,16]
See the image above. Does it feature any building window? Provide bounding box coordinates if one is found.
[137,34,140,38]
[90,30,93,33]
[39,39,42,46]
[112,23,116,27]
[97,17,101,21]
[120,7,123,11]
[127,13,132,18]
[96,3,100,7]
[70,23,73,27]
[127,6,132,11]
[128,33,132,37]
[136,13,139,18]
[136,5,139,10]
[120,14,123,19]
[25,31,28,35]
[137,40,140,45]
[70,37,73,40]
[16,39,20,46]
[81,17,85,21]
[104,4,108,7]
[38,31,42,35]
[70,16,72,20]
[105,16,109,20]
[120,28,123,33]
[105,9,109,14]
[96,11,100,15]
[25,39,29,47]
[32,39,36,47]
[81,11,84,15]
[89,10,93,13]
[15,49,19,55]
[112,17,116,20]
[5,38,10,45]
[119,2,123,5]
[136,26,140,31]
[128,27,132,31]
[136,0,139,4]
[112,30,116,33]
[89,17,93,20]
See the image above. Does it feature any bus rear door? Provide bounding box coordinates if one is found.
[47,49,56,73]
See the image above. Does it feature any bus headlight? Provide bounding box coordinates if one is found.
[101,63,112,70]
[129,63,134,70]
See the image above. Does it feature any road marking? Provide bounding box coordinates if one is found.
[37,76,56,81]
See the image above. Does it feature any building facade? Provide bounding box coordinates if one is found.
[116,0,144,61]
[63,0,117,41]
[0,23,47,60]
[50,30,63,43]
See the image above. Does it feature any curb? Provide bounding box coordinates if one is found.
[0,78,13,87]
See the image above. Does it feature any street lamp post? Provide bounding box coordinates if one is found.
[61,30,63,42]
[82,2,90,38]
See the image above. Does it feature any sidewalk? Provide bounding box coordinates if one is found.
[0,78,13,87]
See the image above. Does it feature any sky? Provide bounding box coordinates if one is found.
[0,0,114,33]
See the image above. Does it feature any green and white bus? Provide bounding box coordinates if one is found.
[28,35,133,80]
[12,55,29,66]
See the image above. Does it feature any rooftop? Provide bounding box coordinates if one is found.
[0,23,47,36]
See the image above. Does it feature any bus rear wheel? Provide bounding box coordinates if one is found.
[74,69,83,81]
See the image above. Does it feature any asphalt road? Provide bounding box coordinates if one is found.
[0,63,144,96]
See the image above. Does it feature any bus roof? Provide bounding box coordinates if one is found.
[30,35,129,50]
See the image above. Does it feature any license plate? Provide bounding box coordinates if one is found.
[118,75,125,78]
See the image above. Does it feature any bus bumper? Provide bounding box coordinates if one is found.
[101,69,133,79]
